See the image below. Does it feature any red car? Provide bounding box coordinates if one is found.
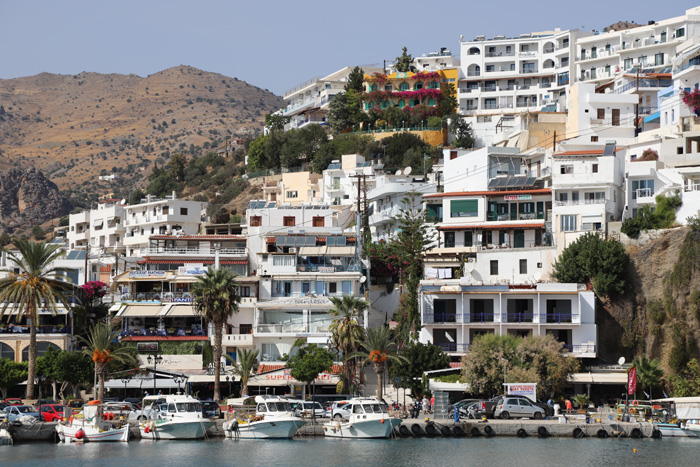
[39,404,67,422]
[4,398,23,406]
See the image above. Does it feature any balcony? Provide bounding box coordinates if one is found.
[297,263,360,273]
[436,343,471,353]
[505,312,535,323]
[487,211,544,222]
[118,327,207,338]
[423,313,462,324]
[542,313,580,324]
[222,333,253,347]
[141,246,247,256]
[555,198,606,207]
[635,188,655,201]
[467,71,481,76]
[468,312,495,323]
[0,325,72,335]
[562,343,596,354]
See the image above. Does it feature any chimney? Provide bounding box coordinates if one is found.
[172,190,177,200]
[147,194,152,203]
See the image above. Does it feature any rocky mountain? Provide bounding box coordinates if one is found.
[0,66,284,198]
[0,167,71,231]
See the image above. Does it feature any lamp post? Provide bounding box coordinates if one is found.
[501,358,508,394]
[213,241,222,270]
[174,376,185,395]
[121,376,130,400]
[147,354,163,395]
[226,375,231,397]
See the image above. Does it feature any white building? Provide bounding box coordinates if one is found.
[67,199,126,251]
[419,282,597,359]
[458,29,584,118]
[413,47,460,72]
[321,154,379,207]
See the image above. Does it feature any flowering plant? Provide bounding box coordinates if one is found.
[682,89,700,116]
[366,72,388,84]
[81,280,108,302]
[638,148,659,161]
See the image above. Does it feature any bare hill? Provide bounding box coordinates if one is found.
[0,66,283,196]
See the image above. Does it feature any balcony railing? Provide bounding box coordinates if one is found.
[506,312,535,323]
[297,264,360,273]
[469,312,495,323]
[636,188,654,199]
[562,344,596,353]
[542,313,580,324]
[423,313,462,324]
[436,343,471,352]
[555,198,606,207]
[255,321,333,334]
[0,325,72,334]
[119,327,207,338]
[119,292,198,303]
[141,247,247,256]
[223,333,254,346]
[467,71,481,76]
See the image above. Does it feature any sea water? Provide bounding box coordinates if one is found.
[3,437,698,466]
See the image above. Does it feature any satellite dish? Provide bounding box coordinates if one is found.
[404,166,413,175]
[360,276,367,283]
[618,357,626,365]
[120,199,126,204]
[395,170,403,176]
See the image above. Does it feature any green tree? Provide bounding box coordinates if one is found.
[631,355,664,399]
[31,225,45,240]
[345,66,365,93]
[552,232,630,297]
[0,240,74,399]
[621,193,682,238]
[129,188,145,205]
[327,92,351,133]
[0,232,11,247]
[265,113,291,132]
[438,83,458,117]
[0,359,27,399]
[230,348,259,397]
[280,124,328,168]
[247,135,268,170]
[449,116,476,149]
[389,342,450,398]
[80,322,136,406]
[670,358,700,396]
[393,193,434,341]
[286,344,333,414]
[328,296,367,392]
[168,153,188,182]
[348,327,406,401]
[191,268,241,401]
[394,47,414,73]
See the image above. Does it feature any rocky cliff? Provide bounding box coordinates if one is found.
[0,167,71,231]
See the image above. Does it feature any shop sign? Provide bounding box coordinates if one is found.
[129,270,166,278]
[503,383,537,402]
[504,194,532,200]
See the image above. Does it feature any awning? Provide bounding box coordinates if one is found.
[117,305,164,317]
[298,246,326,256]
[109,303,124,313]
[188,374,240,383]
[644,111,660,123]
[326,246,356,255]
[166,305,197,317]
[94,220,104,228]
[0,306,70,316]
[568,372,627,384]
[141,259,247,265]
[104,377,183,389]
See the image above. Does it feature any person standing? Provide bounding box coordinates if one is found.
[565,399,573,413]
[430,395,435,413]
[422,396,429,415]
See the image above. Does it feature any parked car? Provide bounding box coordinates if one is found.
[4,405,42,422]
[103,402,138,418]
[289,400,327,418]
[328,401,352,419]
[4,398,23,406]
[448,399,481,416]
[494,397,546,420]
[67,399,85,410]
[39,404,67,422]
[201,401,222,419]
[124,398,142,407]
[480,395,552,418]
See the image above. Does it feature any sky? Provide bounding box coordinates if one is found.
[1,0,699,96]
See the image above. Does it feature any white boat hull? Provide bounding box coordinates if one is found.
[657,423,698,438]
[140,420,215,440]
[224,418,305,439]
[57,423,130,443]
[323,418,401,439]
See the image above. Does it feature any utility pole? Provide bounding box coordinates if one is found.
[553,131,557,152]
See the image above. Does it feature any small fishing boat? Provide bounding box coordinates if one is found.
[223,396,306,439]
[138,395,214,440]
[656,422,698,438]
[322,397,401,439]
[56,403,129,443]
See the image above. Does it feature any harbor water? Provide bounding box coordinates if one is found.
[3,437,699,466]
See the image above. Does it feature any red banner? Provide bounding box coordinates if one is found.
[628,367,637,395]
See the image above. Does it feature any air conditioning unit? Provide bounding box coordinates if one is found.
[289,248,298,253]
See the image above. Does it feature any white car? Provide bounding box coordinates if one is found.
[289,400,327,418]
[328,401,352,419]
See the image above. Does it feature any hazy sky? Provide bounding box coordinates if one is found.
[1,1,698,95]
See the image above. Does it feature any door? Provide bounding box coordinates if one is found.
[514,230,525,248]
[612,108,620,126]
[283,282,292,297]
[510,203,517,220]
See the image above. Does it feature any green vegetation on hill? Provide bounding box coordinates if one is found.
[621,192,682,238]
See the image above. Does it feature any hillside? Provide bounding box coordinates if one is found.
[0,66,284,201]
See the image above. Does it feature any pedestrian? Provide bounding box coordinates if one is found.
[565,399,573,413]
[422,396,429,415]
[547,397,554,408]
[430,395,435,413]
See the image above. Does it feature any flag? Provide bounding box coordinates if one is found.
[643,390,650,399]
[628,367,637,395]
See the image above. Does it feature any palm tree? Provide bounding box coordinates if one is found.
[632,355,664,399]
[0,240,74,399]
[348,327,407,401]
[80,322,136,406]
[328,296,367,393]
[191,268,240,401]
[230,348,259,397]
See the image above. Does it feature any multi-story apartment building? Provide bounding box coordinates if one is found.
[279,66,383,132]
[458,29,585,117]
[575,7,700,88]
[67,199,126,251]
[321,154,379,208]
[551,142,626,247]
[261,171,322,205]
[413,48,460,72]
[363,68,459,115]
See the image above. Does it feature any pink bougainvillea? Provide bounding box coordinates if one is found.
[682,89,700,116]
[363,88,442,103]
[81,280,108,302]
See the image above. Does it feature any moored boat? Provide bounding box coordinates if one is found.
[223,396,306,439]
[322,397,401,439]
[656,422,698,438]
[56,403,129,443]
[138,394,214,440]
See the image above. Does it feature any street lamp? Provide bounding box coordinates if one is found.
[500,358,508,394]
[174,376,185,395]
[147,354,163,395]
[226,375,231,397]
[121,375,131,400]
[213,241,222,270]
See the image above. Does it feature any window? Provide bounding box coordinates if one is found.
[286,191,298,198]
[490,261,498,275]
[624,58,633,70]
[677,28,685,38]
[301,282,311,295]
[655,53,664,66]
[559,192,568,202]
[239,286,251,297]
[560,165,573,174]
[597,108,605,119]
[272,255,295,266]
[561,215,577,232]
[399,82,409,91]
[311,216,324,227]
[519,259,527,274]
[520,44,529,52]
[342,281,351,294]
[283,216,295,227]
[444,232,455,248]
[591,136,599,142]
[162,206,169,215]
[451,199,478,217]
[328,282,338,294]
[486,65,495,72]
[250,216,262,227]
[398,99,405,108]
[592,164,598,173]
[678,147,684,155]
[180,208,188,215]
[315,281,324,295]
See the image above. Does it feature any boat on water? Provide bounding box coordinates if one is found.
[138,395,215,440]
[322,397,401,439]
[56,403,129,443]
[656,422,698,438]
[223,396,306,439]
[684,420,700,433]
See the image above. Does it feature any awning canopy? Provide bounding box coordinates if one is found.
[117,305,163,317]
[247,367,340,387]
[165,304,197,317]
[568,372,627,384]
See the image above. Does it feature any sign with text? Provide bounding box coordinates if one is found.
[503,383,537,402]
[504,194,532,200]
[137,342,159,352]
[129,270,166,278]
[178,265,208,276]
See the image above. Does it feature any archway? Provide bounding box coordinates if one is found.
[22,342,60,361]
[0,342,14,360]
